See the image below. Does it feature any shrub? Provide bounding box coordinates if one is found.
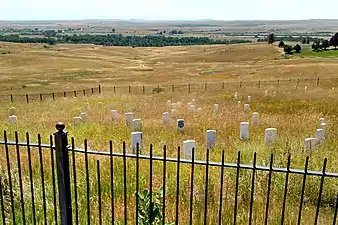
[284,45,293,54]
[293,44,302,53]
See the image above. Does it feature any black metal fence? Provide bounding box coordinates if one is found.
[0,123,337,224]
[1,77,337,103]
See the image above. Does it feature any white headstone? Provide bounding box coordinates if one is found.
[167,100,172,107]
[316,129,325,143]
[273,91,276,97]
[80,112,87,122]
[177,119,184,132]
[234,92,238,100]
[8,115,18,124]
[131,132,143,153]
[84,102,90,111]
[304,138,318,151]
[264,128,277,145]
[9,107,16,116]
[240,122,249,140]
[163,112,170,125]
[125,112,134,127]
[248,96,251,102]
[73,116,82,125]
[244,104,250,112]
[264,90,268,97]
[252,112,259,125]
[111,110,117,120]
[238,101,241,106]
[320,123,326,130]
[189,104,195,112]
[183,140,195,159]
[304,86,308,91]
[187,102,192,109]
[192,99,196,104]
[319,118,325,124]
[132,119,142,131]
[171,109,177,119]
[206,130,216,148]
[214,104,219,113]
[197,108,202,112]
[171,103,177,109]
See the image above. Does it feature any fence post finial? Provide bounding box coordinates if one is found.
[54,122,72,225]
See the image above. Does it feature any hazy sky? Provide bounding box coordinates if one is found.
[1,0,338,20]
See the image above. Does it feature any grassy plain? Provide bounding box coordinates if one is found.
[0,42,337,224]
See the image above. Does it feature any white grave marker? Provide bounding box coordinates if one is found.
[111,110,117,120]
[9,107,16,116]
[80,112,87,122]
[252,112,259,125]
[244,104,250,112]
[320,123,326,130]
[316,129,325,143]
[163,112,170,125]
[167,100,172,107]
[248,96,251,102]
[177,119,184,132]
[240,122,249,140]
[264,128,277,145]
[273,91,276,97]
[264,90,268,97]
[238,101,241,106]
[319,118,325,124]
[171,103,177,109]
[84,102,90,111]
[131,132,143,153]
[171,109,177,119]
[304,138,318,151]
[125,112,134,127]
[73,117,82,125]
[189,104,195,112]
[132,119,142,131]
[197,108,202,112]
[206,130,216,148]
[234,92,238,100]
[9,115,18,124]
[214,104,219,113]
[183,140,195,159]
[192,99,196,104]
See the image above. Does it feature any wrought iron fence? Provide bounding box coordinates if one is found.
[0,123,337,224]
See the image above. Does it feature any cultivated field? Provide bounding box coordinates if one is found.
[0,42,337,224]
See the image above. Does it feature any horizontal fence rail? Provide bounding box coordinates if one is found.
[0,123,337,224]
[0,77,337,103]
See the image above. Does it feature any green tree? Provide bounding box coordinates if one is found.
[301,38,306,44]
[112,28,116,33]
[267,33,275,44]
[293,44,302,53]
[278,41,285,48]
[284,45,293,54]
[306,39,310,44]
[330,32,338,49]
[321,40,330,50]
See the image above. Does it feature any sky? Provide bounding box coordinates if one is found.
[1,0,338,21]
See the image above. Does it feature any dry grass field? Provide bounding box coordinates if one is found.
[0,42,337,224]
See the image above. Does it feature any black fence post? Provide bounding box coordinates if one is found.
[26,94,29,103]
[222,82,225,89]
[83,90,86,96]
[240,81,242,88]
[188,84,191,93]
[258,80,261,88]
[129,86,131,94]
[54,122,72,225]
[40,94,43,101]
[297,78,300,86]
[143,85,145,94]
[53,93,55,100]
[64,92,66,98]
[172,84,174,93]
[317,78,320,86]
[74,91,76,98]
[114,86,116,93]
[91,88,94,95]
[204,83,207,91]
[10,94,13,102]
[98,85,101,94]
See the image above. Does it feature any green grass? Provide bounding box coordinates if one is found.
[299,49,338,57]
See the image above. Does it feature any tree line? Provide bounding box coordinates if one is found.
[0,34,251,47]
